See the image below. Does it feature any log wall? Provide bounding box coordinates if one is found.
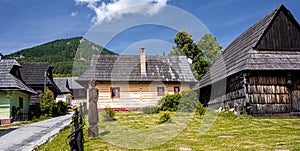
[206,73,246,112]
[248,75,291,114]
[201,71,300,115]
[95,82,190,109]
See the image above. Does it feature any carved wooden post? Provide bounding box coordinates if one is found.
[88,80,99,138]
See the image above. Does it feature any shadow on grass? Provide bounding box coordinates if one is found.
[99,131,110,136]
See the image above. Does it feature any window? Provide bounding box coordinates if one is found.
[157,87,165,96]
[19,97,23,109]
[174,86,180,94]
[111,87,120,98]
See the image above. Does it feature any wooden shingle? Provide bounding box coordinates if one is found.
[0,59,36,94]
[77,55,196,83]
[20,62,61,94]
[53,78,72,94]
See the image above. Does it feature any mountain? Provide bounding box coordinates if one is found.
[4,37,117,76]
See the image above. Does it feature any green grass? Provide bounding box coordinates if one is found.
[38,111,300,150]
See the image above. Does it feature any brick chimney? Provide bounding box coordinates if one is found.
[140,48,146,75]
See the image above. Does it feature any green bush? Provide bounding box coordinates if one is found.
[39,89,69,117]
[178,90,199,112]
[196,103,206,115]
[52,103,59,116]
[142,106,159,114]
[158,111,172,124]
[39,89,55,117]
[158,94,181,111]
[55,101,69,115]
[158,90,201,112]
[103,106,116,121]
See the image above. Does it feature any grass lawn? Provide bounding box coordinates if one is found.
[38,111,300,150]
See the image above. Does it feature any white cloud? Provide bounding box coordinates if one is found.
[75,0,168,23]
[70,11,79,17]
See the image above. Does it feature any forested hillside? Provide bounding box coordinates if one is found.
[4,37,116,76]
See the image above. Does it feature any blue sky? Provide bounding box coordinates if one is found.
[0,0,299,55]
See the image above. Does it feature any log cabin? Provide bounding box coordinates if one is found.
[77,48,196,110]
[197,4,300,115]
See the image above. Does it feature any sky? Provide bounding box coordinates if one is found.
[0,0,299,55]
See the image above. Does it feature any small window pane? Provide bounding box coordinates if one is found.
[111,87,120,98]
[157,87,165,96]
[174,86,180,94]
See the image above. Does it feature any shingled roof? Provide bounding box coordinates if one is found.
[54,78,72,94]
[199,4,300,88]
[53,77,84,92]
[20,62,60,93]
[67,77,84,89]
[77,55,196,83]
[0,59,36,94]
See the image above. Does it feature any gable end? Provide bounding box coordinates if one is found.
[255,8,300,50]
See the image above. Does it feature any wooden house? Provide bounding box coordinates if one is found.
[197,5,300,115]
[0,59,36,124]
[77,48,196,110]
[67,77,87,106]
[53,78,72,103]
[20,62,61,105]
[54,77,87,106]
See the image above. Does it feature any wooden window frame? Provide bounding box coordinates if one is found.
[111,87,120,98]
[174,86,180,94]
[157,87,165,96]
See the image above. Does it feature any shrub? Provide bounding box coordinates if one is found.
[39,89,55,117]
[158,111,172,124]
[196,103,206,115]
[55,101,69,115]
[158,94,181,111]
[178,90,199,112]
[103,106,116,121]
[52,103,59,116]
[38,89,69,117]
[142,106,159,114]
[29,105,41,120]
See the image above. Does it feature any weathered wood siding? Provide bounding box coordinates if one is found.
[201,71,300,115]
[292,78,300,111]
[203,73,246,111]
[248,75,291,114]
[256,11,300,50]
[95,82,190,108]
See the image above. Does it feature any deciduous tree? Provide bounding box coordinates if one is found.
[169,30,208,79]
[197,34,222,66]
